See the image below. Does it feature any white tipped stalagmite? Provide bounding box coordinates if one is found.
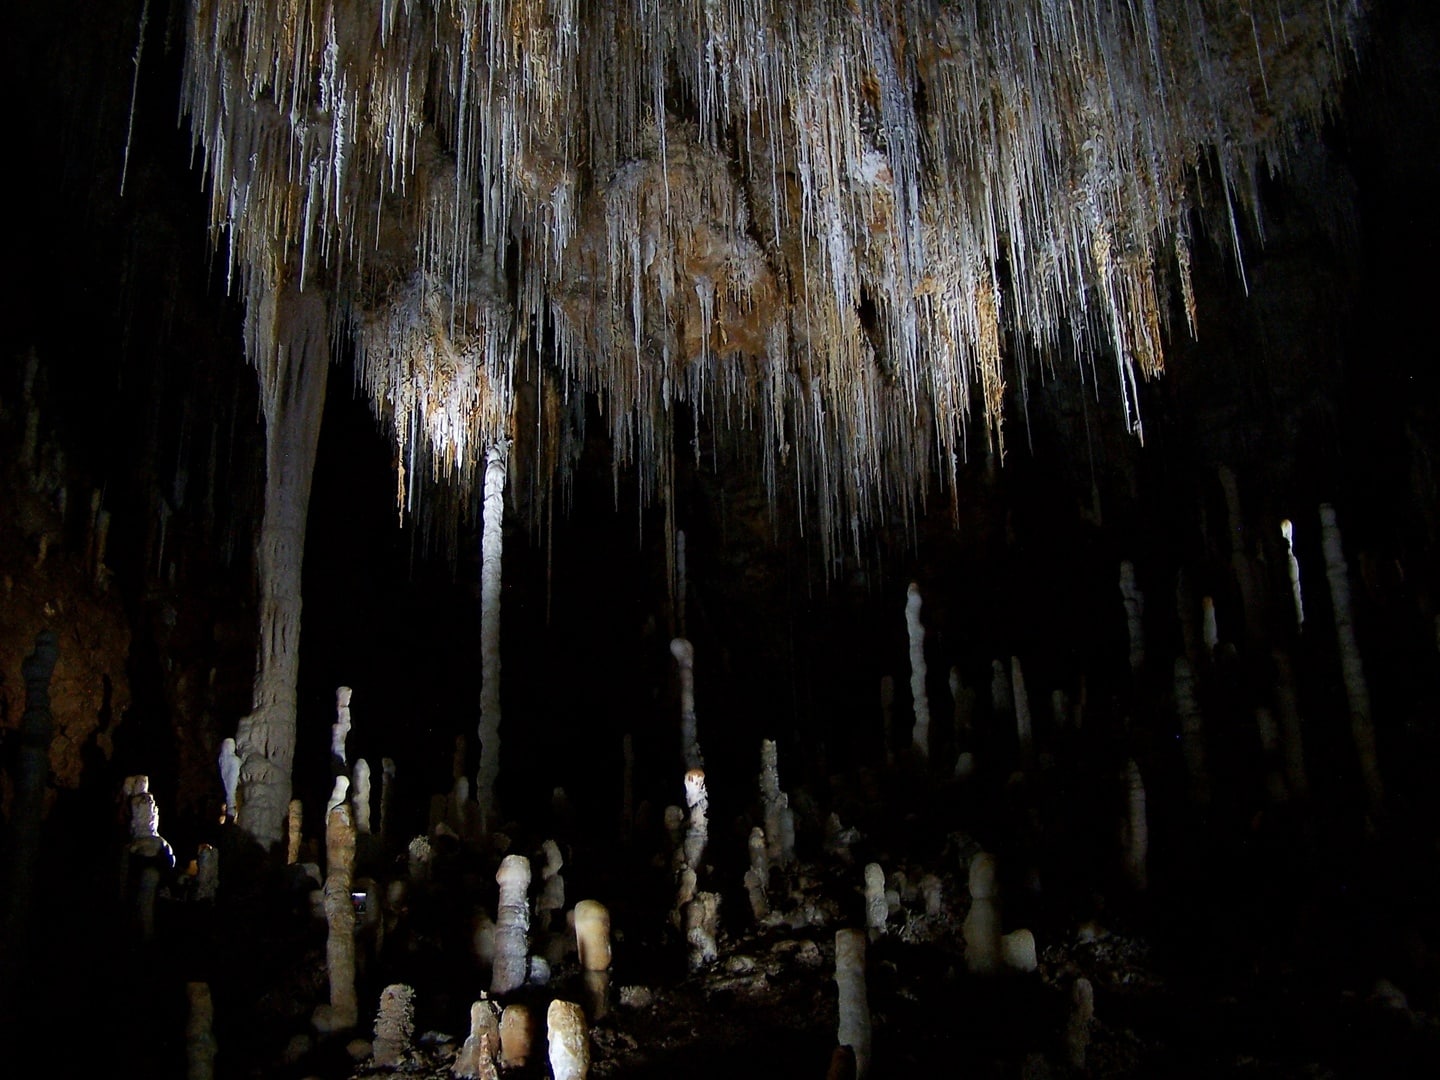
[684,892,721,970]
[1122,759,1148,891]
[671,638,703,770]
[315,803,358,1032]
[491,855,531,996]
[905,583,931,762]
[499,1005,534,1070]
[1119,559,1145,674]
[546,1000,589,1080]
[536,840,565,931]
[574,899,612,1019]
[332,686,353,766]
[326,775,350,815]
[477,441,508,837]
[1319,503,1384,815]
[834,929,872,1078]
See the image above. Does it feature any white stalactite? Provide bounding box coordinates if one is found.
[331,686,353,766]
[1319,503,1384,815]
[477,442,508,837]
[905,583,931,762]
[1280,519,1305,633]
[671,638,703,770]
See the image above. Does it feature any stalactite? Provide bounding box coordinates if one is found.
[905,583,930,763]
[672,638,702,771]
[177,0,1361,560]
[477,443,508,837]
[1319,503,1384,816]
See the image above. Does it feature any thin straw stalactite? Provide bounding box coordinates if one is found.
[181,0,1362,555]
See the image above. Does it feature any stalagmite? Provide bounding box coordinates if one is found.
[546,1000,590,1080]
[217,738,240,823]
[286,800,303,865]
[491,855,531,997]
[380,758,397,850]
[126,790,175,943]
[904,583,931,762]
[407,836,433,883]
[498,1005,534,1069]
[186,982,217,1080]
[1319,503,1384,815]
[477,442,508,837]
[671,638,703,770]
[834,929,872,1078]
[1001,929,1038,972]
[331,686,353,767]
[536,840,565,931]
[195,844,219,903]
[949,666,974,751]
[352,759,372,835]
[1273,651,1309,800]
[1122,759,1148,892]
[233,279,328,852]
[453,999,501,1080]
[1281,520,1305,633]
[1119,560,1145,674]
[744,869,769,923]
[371,984,415,1068]
[963,853,1002,975]
[682,769,709,871]
[684,892,721,970]
[879,676,896,768]
[748,827,770,892]
[1067,978,1095,1069]
[1011,656,1033,769]
[315,803,358,1033]
[573,900,612,972]
[759,739,794,868]
[863,863,889,940]
[1174,658,1211,806]
[574,899,612,1019]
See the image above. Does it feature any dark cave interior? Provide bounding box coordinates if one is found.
[3,2,1440,1078]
